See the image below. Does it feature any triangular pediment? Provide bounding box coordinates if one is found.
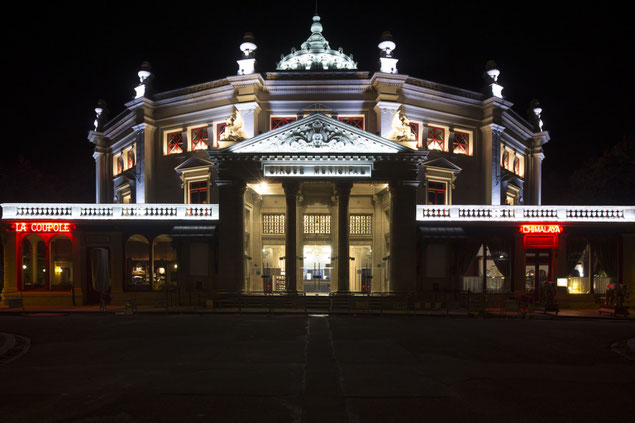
[174,156,214,174]
[422,157,462,174]
[227,113,409,154]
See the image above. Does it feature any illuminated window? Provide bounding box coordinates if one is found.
[409,122,420,141]
[50,235,73,290]
[191,127,209,150]
[427,181,447,205]
[167,131,184,155]
[513,157,520,175]
[506,185,521,205]
[126,235,151,290]
[21,235,46,290]
[303,215,331,234]
[152,235,177,291]
[114,155,123,176]
[188,180,208,204]
[271,116,297,130]
[338,116,364,129]
[263,214,285,234]
[502,150,510,169]
[427,126,445,151]
[452,131,469,155]
[126,149,135,169]
[350,215,372,235]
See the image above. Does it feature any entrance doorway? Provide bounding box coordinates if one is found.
[349,245,372,293]
[303,245,332,295]
[525,249,552,295]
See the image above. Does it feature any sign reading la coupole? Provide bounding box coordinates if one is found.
[263,163,372,177]
[13,222,74,233]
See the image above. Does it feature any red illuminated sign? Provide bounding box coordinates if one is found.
[520,224,562,234]
[14,222,73,233]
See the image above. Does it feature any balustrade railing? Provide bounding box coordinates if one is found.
[1,203,219,220]
[417,205,634,222]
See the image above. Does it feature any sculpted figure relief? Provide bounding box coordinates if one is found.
[387,110,416,142]
[219,111,248,141]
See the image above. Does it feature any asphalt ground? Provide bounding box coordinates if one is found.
[1,314,634,423]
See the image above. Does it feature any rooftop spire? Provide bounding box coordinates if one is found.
[276,13,357,71]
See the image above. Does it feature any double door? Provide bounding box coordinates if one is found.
[525,249,553,295]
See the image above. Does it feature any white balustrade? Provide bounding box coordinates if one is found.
[417,205,635,222]
[1,203,219,220]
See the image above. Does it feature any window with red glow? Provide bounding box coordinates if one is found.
[216,122,226,145]
[116,156,124,174]
[513,157,520,175]
[338,116,364,129]
[409,122,419,141]
[191,127,209,150]
[126,149,135,169]
[167,132,184,154]
[427,181,446,205]
[452,131,469,155]
[427,127,444,151]
[189,181,208,204]
[271,116,297,130]
[502,150,510,169]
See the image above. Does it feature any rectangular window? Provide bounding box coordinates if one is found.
[216,122,227,145]
[303,214,331,235]
[427,126,445,151]
[113,154,123,176]
[350,215,372,235]
[427,181,446,205]
[409,122,420,141]
[188,181,208,204]
[167,131,184,155]
[262,214,285,235]
[191,127,209,150]
[271,116,297,130]
[452,131,469,155]
[338,116,364,129]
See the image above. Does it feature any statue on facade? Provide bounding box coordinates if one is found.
[387,110,416,142]
[219,111,248,141]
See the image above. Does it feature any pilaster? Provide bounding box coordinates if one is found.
[88,131,108,204]
[335,182,353,294]
[282,180,299,294]
[389,180,418,293]
[480,123,505,205]
[0,230,18,304]
[217,179,247,294]
[235,102,261,139]
[529,131,550,205]
[374,101,400,139]
[132,123,157,204]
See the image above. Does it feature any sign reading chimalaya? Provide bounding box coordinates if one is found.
[263,163,372,177]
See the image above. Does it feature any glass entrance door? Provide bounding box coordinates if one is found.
[525,250,552,295]
[303,245,332,295]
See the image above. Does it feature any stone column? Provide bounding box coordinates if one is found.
[88,131,108,203]
[389,180,418,293]
[0,230,18,304]
[529,132,549,205]
[216,179,247,294]
[282,181,299,294]
[335,182,353,294]
[480,124,505,205]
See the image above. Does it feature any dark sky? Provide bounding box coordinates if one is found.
[2,1,633,204]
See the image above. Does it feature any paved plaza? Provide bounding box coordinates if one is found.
[1,314,634,423]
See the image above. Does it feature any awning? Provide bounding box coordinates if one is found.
[418,226,466,239]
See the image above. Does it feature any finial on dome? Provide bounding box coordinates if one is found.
[483,60,503,98]
[237,33,257,75]
[529,99,544,132]
[311,14,323,34]
[378,31,398,74]
[134,61,153,99]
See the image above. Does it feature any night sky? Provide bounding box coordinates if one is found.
[2,1,633,205]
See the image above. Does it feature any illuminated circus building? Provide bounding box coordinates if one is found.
[1,14,634,308]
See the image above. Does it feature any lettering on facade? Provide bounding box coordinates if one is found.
[263,164,372,177]
[519,224,562,234]
[14,222,73,233]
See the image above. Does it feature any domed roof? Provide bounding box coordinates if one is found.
[276,14,357,71]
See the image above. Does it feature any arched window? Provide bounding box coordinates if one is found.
[152,235,178,290]
[22,235,46,290]
[50,235,73,290]
[126,235,151,290]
